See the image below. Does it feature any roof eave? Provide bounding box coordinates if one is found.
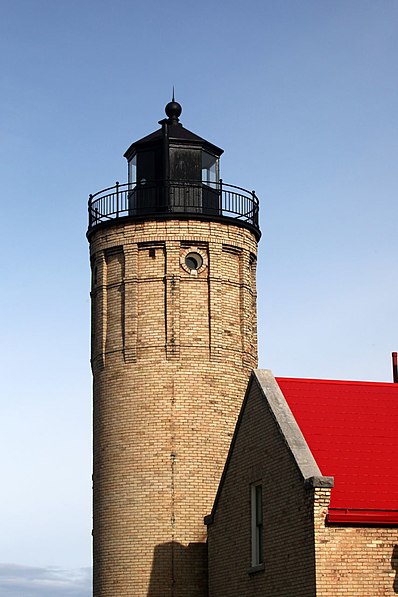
[327,508,398,525]
[123,125,224,161]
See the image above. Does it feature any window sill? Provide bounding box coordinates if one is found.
[247,563,265,575]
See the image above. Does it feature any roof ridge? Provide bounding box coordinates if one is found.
[275,377,398,387]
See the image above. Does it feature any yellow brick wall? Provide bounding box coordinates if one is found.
[89,218,258,596]
[314,490,398,596]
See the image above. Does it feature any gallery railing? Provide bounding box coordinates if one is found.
[88,180,260,237]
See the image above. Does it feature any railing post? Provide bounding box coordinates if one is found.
[116,181,120,218]
[252,190,257,225]
[219,178,223,213]
[88,194,93,228]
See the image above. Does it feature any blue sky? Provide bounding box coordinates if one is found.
[1,1,397,594]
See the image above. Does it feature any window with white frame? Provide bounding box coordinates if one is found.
[251,481,263,567]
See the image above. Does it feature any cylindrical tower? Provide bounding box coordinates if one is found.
[88,100,261,596]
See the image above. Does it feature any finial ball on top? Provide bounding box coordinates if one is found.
[165,100,182,121]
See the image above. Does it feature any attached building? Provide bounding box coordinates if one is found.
[205,370,398,596]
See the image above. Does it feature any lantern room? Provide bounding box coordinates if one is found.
[123,99,223,214]
[87,99,260,241]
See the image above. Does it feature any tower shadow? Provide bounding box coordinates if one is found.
[148,541,208,596]
[392,544,398,593]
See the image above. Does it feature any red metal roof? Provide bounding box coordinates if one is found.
[275,377,398,525]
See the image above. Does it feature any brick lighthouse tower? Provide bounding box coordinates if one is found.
[87,99,261,596]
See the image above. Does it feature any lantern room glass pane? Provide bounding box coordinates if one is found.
[201,151,218,186]
[128,154,137,185]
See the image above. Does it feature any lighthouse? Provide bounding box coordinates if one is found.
[88,99,261,596]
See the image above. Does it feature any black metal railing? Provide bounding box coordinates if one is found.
[87,180,260,236]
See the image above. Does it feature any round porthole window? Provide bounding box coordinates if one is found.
[185,252,203,271]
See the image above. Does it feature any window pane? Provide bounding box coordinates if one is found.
[256,485,262,524]
[251,482,263,566]
[128,155,137,184]
[201,151,218,185]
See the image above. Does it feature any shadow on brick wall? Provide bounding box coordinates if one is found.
[148,541,208,596]
[392,545,398,594]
